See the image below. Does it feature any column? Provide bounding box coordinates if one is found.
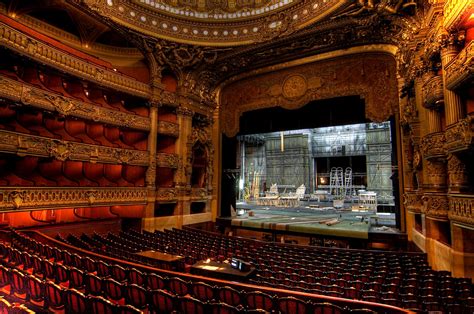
[144,100,159,220]
[441,41,464,126]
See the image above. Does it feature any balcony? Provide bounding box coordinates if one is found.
[449,194,474,226]
[445,41,474,90]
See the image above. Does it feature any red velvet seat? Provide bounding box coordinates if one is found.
[125,283,148,312]
[89,295,116,314]
[278,296,307,314]
[245,291,275,312]
[128,268,145,286]
[311,302,345,314]
[146,273,167,290]
[110,264,128,283]
[26,274,45,307]
[65,288,88,314]
[38,159,78,186]
[150,289,175,314]
[55,263,70,288]
[218,286,244,308]
[178,295,206,314]
[192,281,215,302]
[85,273,103,296]
[69,267,85,290]
[168,277,190,296]
[104,278,125,305]
[45,281,65,312]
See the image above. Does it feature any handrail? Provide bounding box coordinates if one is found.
[18,230,412,314]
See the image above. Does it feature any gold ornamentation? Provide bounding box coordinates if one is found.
[444,116,474,153]
[424,159,447,188]
[422,75,444,109]
[447,154,468,192]
[157,121,179,137]
[422,193,449,220]
[445,41,474,90]
[221,53,399,136]
[444,0,474,30]
[155,188,178,201]
[0,187,147,211]
[449,194,474,225]
[191,188,208,200]
[421,132,446,159]
[0,130,149,166]
[0,75,150,131]
[156,153,179,168]
[0,22,150,98]
[403,191,423,213]
[282,75,308,99]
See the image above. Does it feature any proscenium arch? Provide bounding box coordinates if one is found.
[218,44,400,137]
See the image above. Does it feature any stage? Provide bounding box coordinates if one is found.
[217,201,406,249]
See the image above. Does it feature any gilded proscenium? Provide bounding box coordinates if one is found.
[82,0,345,46]
[449,194,474,225]
[445,41,474,90]
[156,153,179,168]
[444,0,474,31]
[0,130,149,166]
[0,21,150,98]
[422,75,444,109]
[155,188,177,201]
[444,116,474,153]
[0,187,147,211]
[157,121,179,137]
[0,76,150,131]
[220,53,399,137]
[404,191,423,213]
[422,193,449,220]
[421,132,446,159]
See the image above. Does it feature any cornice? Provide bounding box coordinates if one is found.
[0,19,151,99]
[0,75,150,131]
[445,41,474,90]
[0,187,147,211]
[79,0,346,47]
[0,130,149,166]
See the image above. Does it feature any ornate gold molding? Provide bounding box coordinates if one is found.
[157,121,179,137]
[445,41,474,90]
[156,153,179,168]
[445,116,474,153]
[0,187,147,211]
[421,132,446,159]
[422,75,444,109]
[0,75,150,131]
[444,0,474,31]
[155,188,178,202]
[191,188,209,201]
[0,21,150,98]
[449,194,474,226]
[404,191,423,213]
[220,52,399,136]
[0,130,149,166]
[422,193,449,220]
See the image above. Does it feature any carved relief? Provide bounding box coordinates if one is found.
[424,159,447,189]
[422,75,444,109]
[0,75,150,131]
[155,188,178,201]
[404,191,423,213]
[449,195,474,225]
[157,121,179,137]
[0,130,149,166]
[421,133,446,159]
[445,116,474,153]
[0,188,147,211]
[422,193,449,220]
[445,41,474,90]
[220,54,399,136]
[447,154,469,193]
[156,153,179,168]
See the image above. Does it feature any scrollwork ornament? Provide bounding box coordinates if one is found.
[8,191,26,209]
[47,140,71,161]
[422,194,449,219]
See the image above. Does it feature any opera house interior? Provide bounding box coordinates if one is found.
[0,0,473,312]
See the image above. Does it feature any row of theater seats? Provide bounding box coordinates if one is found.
[0,154,146,187]
[5,231,386,313]
[81,228,474,313]
[0,101,148,150]
[0,64,148,117]
[0,297,34,314]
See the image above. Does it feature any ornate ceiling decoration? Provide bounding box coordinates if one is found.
[79,0,347,46]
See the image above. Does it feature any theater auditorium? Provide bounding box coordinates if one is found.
[0,0,472,313]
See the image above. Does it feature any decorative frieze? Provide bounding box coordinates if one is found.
[444,0,474,31]
[449,194,474,225]
[447,154,469,193]
[422,193,449,220]
[160,91,178,106]
[155,188,178,201]
[445,116,474,153]
[0,76,150,131]
[157,121,179,137]
[422,75,444,109]
[0,21,150,98]
[445,41,474,90]
[156,153,179,168]
[0,187,147,211]
[191,188,209,200]
[421,132,446,159]
[0,130,149,166]
[404,191,423,213]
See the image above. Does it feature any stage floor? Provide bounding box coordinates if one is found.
[232,202,399,240]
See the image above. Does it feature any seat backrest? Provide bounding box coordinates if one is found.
[150,289,176,313]
[65,288,88,314]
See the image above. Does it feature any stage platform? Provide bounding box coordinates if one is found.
[218,202,406,248]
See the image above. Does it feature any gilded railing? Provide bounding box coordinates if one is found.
[449,194,474,225]
[156,153,179,168]
[0,21,150,98]
[157,121,179,137]
[0,187,147,211]
[0,75,150,131]
[0,130,149,166]
[444,115,474,153]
